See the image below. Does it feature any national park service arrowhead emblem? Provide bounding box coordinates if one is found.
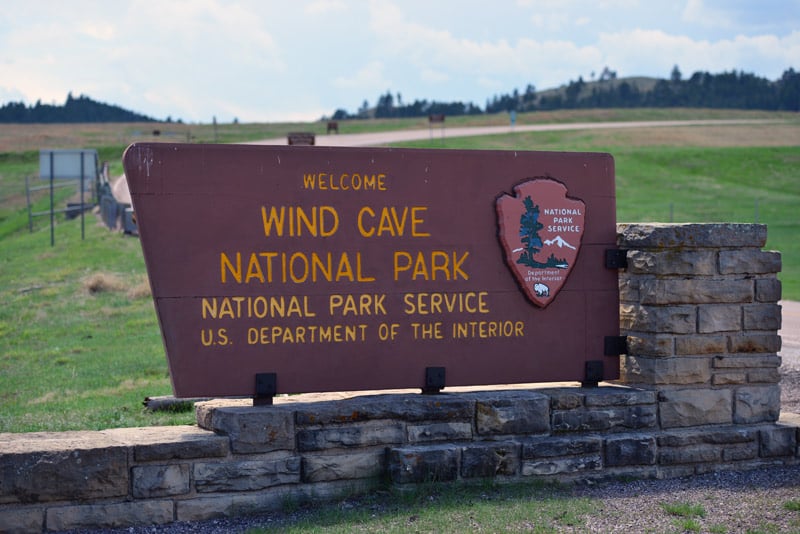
[496,178,585,308]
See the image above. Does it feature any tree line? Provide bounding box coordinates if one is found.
[3,67,797,124]
[334,67,799,120]
[0,93,157,123]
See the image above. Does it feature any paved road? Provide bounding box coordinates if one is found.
[782,300,800,369]
[248,119,797,370]
[247,118,779,147]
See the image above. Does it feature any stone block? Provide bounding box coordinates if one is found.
[729,334,781,354]
[583,388,657,407]
[408,422,472,443]
[755,277,781,303]
[620,304,696,334]
[204,404,295,454]
[104,426,229,461]
[46,501,174,531]
[297,420,405,451]
[625,250,656,274]
[547,390,584,410]
[194,456,301,493]
[760,426,798,457]
[618,276,640,302]
[624,356,710,385]
[132,463,191,498]
[748,369,781,384]
[522,435,602,458]
[742,304,781,331]
[552,406,656,432]
[176,495,235,522]
[659,388,732,428]
[719,249,781,275]
[734,385,780,424]
[712,355,781,369]
[659,444,721,465]
[461,441,520,478]
[721,442,758,461]
[604,435,656,466]
[616,223,767,249]
[627,249,716,276]
[521,455,602,476]
[293,394,474,425]
[0,508,43,533]
[0,444,128,504]
[638,279,752,305]
[625,334,674,357]
[674,335,727,355]
[473,392,550,435]
[387,445,459,484]
[658,428,755,447]
[302,450,384,482]
[712,372,747,385]
[698,305,741,333]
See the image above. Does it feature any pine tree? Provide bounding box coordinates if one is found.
[517,196,544,268]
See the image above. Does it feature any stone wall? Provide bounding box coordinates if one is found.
[1,223,798,533]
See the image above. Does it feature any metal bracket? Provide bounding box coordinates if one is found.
[422,367,446,394]
[604,336,628,356]
[605,249,628,270]
[581,360,604,388]
[254,373,277,406]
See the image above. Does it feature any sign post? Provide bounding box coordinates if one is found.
[123,144,620,398]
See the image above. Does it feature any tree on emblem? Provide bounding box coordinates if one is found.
[516,196,569,269]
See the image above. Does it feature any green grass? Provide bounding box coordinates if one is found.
[1,110,798,432]
[0,220,194,432]
[662,501,706,517]
[785,500,800,512]
[661,500,706,531]
[250,480,596,533]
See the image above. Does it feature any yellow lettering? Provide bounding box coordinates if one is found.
[411,252,429,280]
[220,252,242,283]
[260,206,339,237]
[335,253,354,281]
[411,206,429,237]
[357,206,375,237]
[245,254,265,283]
[393,250,470,281]
[261,206,285,237]
[453,251,469,280]
[402,292,489,315]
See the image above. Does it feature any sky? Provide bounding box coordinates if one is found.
[1,0,799,123]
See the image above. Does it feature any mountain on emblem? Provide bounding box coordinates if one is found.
[496,178,586,308]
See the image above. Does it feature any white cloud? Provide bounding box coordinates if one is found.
[333,60,391,90]
[0,0,796,122]
[305,0,348,15]
[598,28,800,80]
[682,0,734,28]
[420,68,450,83]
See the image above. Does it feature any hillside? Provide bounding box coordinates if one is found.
[535,76,661,101]
[0,93,157,123]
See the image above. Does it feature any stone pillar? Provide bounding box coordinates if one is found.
[617,223,782,428]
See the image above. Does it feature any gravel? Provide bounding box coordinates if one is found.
[54,463,800,533]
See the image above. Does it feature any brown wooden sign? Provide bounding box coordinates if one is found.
[123,143,619,398]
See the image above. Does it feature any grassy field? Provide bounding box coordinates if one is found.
[0,109,799,433]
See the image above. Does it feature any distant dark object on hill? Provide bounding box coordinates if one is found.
[0,92,162,123]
